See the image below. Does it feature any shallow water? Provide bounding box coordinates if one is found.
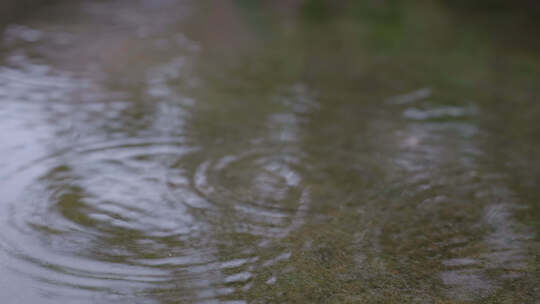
[0,0,539,303]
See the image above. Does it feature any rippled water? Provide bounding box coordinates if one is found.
[0,0,539,303]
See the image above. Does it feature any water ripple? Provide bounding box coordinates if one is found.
[0,135,311,302]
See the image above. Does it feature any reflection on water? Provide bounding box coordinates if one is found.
[0,0,539,303]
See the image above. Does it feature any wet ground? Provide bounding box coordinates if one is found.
[0,0,539,303]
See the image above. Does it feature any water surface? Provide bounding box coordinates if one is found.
[0,1,539,303]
